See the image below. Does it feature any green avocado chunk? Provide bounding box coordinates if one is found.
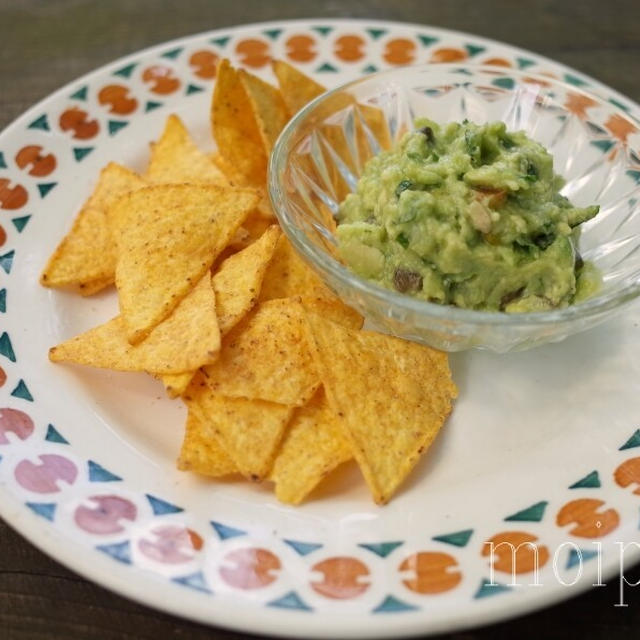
[336,119,600,312]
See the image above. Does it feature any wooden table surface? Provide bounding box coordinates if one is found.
[1,1,639,638]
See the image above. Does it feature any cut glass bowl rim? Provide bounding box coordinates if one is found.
[269,63,640,328]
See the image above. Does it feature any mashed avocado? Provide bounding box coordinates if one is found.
[337,119,600,312]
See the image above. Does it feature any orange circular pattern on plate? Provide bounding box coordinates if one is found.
[98,85,138,115]
[15,145,56,177]
[482,531,550,575]
[0,179,28,210]
[187,528,204,550]
[605,113,637,143]
[0,225,5,248]
[614,457,640,495]
[59,107,99,140]
[189,50,219,79]
[399,551,461,594]
[219,547,281,589]
[383,38,416,65]
[556,498,620,538]
[311,557,370,599]
[285,34,316,63]
[0,366,5,388]
[235,39,271,68]
[142,65,181,94]
[334,35,366,62]
[483,57,511,67]
[430,47,467,63]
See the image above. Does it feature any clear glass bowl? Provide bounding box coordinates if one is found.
[269,64,640,352]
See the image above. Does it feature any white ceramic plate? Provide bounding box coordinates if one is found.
[1,19,640,638]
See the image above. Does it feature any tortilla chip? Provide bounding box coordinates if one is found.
[158,371,195,399]
[78,277,114,297]
[145,114,228,186]
[177,408,238,476]
[300,295,363,330]
[213,225,281,335]
[304,312,457,505]
[50,273,220,373]
[112,183,257,344]
[272,60,325,117]
[211,59,267,186]
[269,388,352,504]
[185,377,293,480]
[40,163,144,288]
[202,298,320,406]
[210,151,249,187]
[238,68,289,154]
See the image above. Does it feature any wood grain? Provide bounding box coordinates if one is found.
[1,0,639,638]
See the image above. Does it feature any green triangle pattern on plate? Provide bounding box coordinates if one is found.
[145,101,163,112]
[569,470,601,489]
[210,36,230,48]
[186,84,204,95]
[70,86,88,101]
[88,460,122,482]
[474,578,511,599]
[373,595,418,613]
[28,114,49,131]
[367,28,387,39]
[263,28,282,40]
[0,332,16,362]
[619,429,640,450]
[432,529,474,548]
[564,73,587,87]
[172,572,212,594]
[566,548,599,569]
[11,379,33,402]
[113,63,137,78]
[316,62,338,73]
[26,502,56,521]
[362,64,378,74]
[492,77,515,90]
[517,57,536,69]
[283,539,323,556]
[626,170,640,185]
[12,215,30,233]
[37,182,57,198]
[609,97,630,112]
[0,152,6,169]
[73,146,94,161]
[504,500,548,522]
[358,541,404,558]
[0,250,15,274]
[311,26,333,36]
[161,47,183,60]
[146,494,183,515]
[0,289,6,313]
[45,424,69,444]
[590,139,616,153]
[211,520,246,540]
[418,34,438,47]
[97,541,131,564]
[108,120,128,136]
[268,591,312,611]
[465,44,485,56]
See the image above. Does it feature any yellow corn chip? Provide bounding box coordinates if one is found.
[213,225,281,335]
[159,371,194,399]
[145,114,228,186]
[40,163,144,288]
[202,298,320,406]
[272,60,325,117]
[238,68,289,154]
[211,59,267,186]
[177,408,237,476]
[50,273,220,373]
[185,377,294,480]
[112,183,257,344]
[269,388,351,504]
[210,151,249,187]
[304,312,457,505]
[300,295,363,331]
[78,277,114,297]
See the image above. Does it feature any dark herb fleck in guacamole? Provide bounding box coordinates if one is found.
[336,119,601,312]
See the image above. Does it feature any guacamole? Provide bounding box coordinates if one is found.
[336,119,600,312]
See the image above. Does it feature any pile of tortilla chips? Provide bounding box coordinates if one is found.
[42,60,457,505]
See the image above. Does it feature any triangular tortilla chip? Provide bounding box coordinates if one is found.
[304,312,457,505]
[238,68,289,154]
[145,114,228,186]
[212,225,280,335]
[177,408,238,476]
[112,183,258,343]
[202,298,320,406]
[272,60,326,117]
[269,388,352,504]
[185,375,293,480]
[40,162,144,290]
[211,59,267,186]
[50,273,220,374]
[159,371,194,399]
